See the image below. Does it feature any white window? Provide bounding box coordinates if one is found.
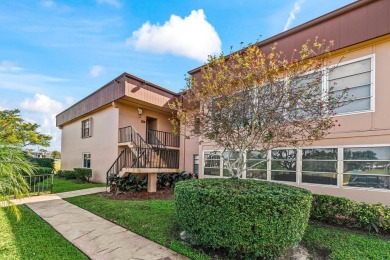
[328,56,374,114]
[83,153,91,168]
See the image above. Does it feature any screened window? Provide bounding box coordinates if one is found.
[271,149,297,182]
[82,118,92,138]
[329,57,373,114]
[302,148,337,185]
[83,153,91,168]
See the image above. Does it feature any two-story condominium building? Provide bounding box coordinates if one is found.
[57,0,390,204]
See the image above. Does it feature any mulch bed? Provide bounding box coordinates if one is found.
[103,189,174,200]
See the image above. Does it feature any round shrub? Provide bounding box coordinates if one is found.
[175,178,312,259]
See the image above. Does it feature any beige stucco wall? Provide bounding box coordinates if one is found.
[116,101,173,140]
[61,106,119,183]
[180,133,199,173]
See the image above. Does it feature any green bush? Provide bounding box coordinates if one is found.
[57,170,77,180]
[73,168,92,182]
[108,174,148,192]
[175,179,312,259]
[34,167,53,175]
[157,171,197,189]
[27,157,54,169]
[311,194,390,234]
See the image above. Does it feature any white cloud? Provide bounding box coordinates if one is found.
[41,0,55,8]
[284,0,305,31]
[97,0,121,8]
[19,94,65,151]
[89,65,104,77]
[0,60,23,72]
[21,94,63,114]
[127,9,222,62]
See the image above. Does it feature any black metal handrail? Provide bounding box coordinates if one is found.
[147,129,180,148]
[119,126,148,147]
[106,147,180,179]
[108,126,180,180]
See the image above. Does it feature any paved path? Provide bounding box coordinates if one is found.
[9,188,187,260]
[8,187,108,205]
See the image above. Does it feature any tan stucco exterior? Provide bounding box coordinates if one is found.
[61,105,119,183]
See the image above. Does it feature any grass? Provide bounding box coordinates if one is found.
[66,194,210,260]
[303,223,390,260]
[0,205,87,260]
[66,194,390,260]
[51,178,106,193]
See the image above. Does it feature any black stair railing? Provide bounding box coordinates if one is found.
[107,126,180,180]
[146,129,180,147]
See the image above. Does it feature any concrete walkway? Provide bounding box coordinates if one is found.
[11,188,187,260]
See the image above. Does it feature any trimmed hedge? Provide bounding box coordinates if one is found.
[34,167,53,175]
[57,170,78,180]
[311,194,390,234]
[175,179,312,259]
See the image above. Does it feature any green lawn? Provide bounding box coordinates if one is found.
[51,178,106,193]
[67,194,390,260]
[0,205,87,260]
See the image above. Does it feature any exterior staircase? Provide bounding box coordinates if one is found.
[106,126,180,181]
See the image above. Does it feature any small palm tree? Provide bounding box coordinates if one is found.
[0,144,34,220]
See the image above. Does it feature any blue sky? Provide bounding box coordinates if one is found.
[0,0,355,151]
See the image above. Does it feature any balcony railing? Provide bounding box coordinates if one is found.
[147,129,180,148]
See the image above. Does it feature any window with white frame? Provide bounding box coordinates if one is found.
[302,148,337,185]
[246,150,267,180]
[328,56,374,114]
[83,153,91,168]
[271,149,297,182]
[343,147,390,189]
[202,145,390,190]
[204,151,221,176]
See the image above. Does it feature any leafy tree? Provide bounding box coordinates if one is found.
[170,39,349,178]
[51,150,61,159]
[0,144,34,220]
[0,109,52,147]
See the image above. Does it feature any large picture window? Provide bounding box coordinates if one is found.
[202,145,390,191]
